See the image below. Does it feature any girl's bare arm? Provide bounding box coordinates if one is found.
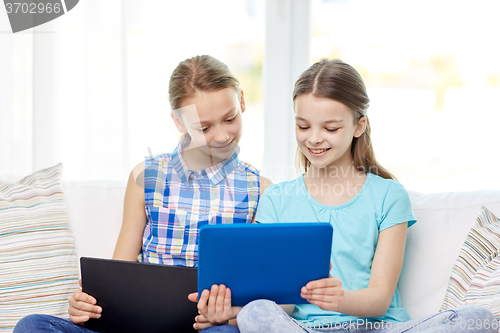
[302,222,408,317]
[113,162,147,261]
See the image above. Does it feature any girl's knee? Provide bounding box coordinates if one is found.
[243,299,278,312]
[454,304,495,320]
[237,299,280,322]
[237,300,304,333]
[14,314,51,332]
[237,300,280,331]
[449,305,497,332]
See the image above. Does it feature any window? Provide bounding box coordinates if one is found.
[126,0,265,172]
[0,0,265,180]
[311,0,500,192]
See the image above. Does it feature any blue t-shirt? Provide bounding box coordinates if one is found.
[255,173,417,326]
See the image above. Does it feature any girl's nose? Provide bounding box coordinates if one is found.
[213,128,230,143]
[308,131,323,145]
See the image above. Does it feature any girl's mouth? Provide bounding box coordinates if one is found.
[308,147,330,156]
[211,139,234,152]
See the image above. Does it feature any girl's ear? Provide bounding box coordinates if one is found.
[354,116,367,138]
[239,90,246,113]
[171,112,187,133]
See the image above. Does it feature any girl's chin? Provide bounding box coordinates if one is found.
[204,146,237,160]
[210,151,234,160]
[303,153,330,168]
[305,156,336,169]
[309,162,329,169]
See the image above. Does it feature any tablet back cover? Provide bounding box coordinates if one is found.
[81,257,198,333]
[198,223,333,306]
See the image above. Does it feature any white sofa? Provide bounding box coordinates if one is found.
[63,180,500,321]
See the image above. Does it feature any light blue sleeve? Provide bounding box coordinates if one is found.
[379,180,417,231]
[255,184,281,223]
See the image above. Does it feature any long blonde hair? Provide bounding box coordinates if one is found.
[293,59,395,180]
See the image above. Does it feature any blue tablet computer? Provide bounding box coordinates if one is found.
[198,223,333,306]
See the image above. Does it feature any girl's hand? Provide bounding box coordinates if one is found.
[191,284,242,325]
[68,279,102,324]
[301,263,344,312]
[300,276,344,311]
[187,293,214,331]
[193,312,212,331]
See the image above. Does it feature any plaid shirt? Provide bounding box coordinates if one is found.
[140,142,260,267]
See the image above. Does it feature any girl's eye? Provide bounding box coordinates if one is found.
[297,125,309,130]
[326,128,339,132]
[226,116,237,122]
[200,127,209,132]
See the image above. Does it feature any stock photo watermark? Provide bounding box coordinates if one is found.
[3,0,79,33]
[293,318,500,331]
[136,143,371,200]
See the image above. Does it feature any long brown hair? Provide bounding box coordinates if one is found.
[293,59,395,180]
[169,55,241,141]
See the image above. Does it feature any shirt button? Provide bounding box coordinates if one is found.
[195,238,199,244]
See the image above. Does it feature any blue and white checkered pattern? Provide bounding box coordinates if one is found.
[140,141,260,267]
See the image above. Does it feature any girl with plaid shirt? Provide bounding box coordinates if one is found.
[14,55,270,333]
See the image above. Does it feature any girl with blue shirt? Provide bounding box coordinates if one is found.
[13,55,271,333]
[197,59,496,333]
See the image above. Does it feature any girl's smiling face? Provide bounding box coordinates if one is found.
[294,93,366,171]
[172,88,245,163]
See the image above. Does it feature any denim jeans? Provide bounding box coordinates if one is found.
[15,305,498,333]
[14,314,240,333]
[13,315,96,333]
[234,300,499,333]
[199,323,241,332]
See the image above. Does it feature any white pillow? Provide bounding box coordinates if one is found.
[0,164,79,332]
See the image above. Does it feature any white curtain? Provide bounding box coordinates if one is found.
[1,0,130,180]
[1,0,267,181]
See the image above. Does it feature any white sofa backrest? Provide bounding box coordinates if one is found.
[63,181,126,260]
[401,190,500,319]
[60,181,500,320]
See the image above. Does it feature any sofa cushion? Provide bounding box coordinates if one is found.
[400,190,500,320]
[441,206,500,320]
[0,164,79,332]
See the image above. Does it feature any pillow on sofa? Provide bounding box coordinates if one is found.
[0,164,79,332]
[440,206,500,321]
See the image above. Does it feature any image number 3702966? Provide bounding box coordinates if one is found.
[3,0,79,33]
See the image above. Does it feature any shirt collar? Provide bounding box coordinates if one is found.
[204,151,240,186]
[172,140,240,185]
[171,140,191,184]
